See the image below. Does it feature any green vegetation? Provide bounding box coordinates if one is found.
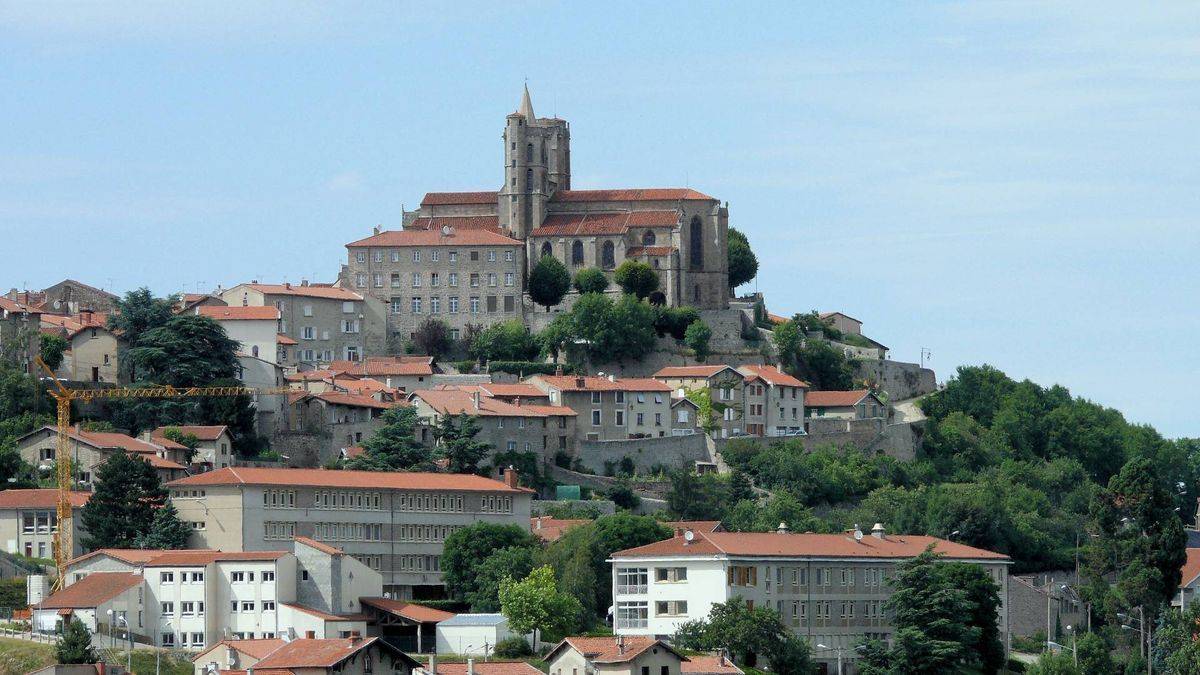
[613,260,659,299]
[572,267,609,295]
[37,334,68,371]
[528,256,571,311]
[442,522,541,606]
[499,565,583,644]
[727,227,758,290]
[684,320,712,361]
[134,501,192,549]
[346,406,434,471]
[433,413,492,474]
[55,618,97,664]
[80,452,174,549]
[541,293,657,365]
[674,597,813,673]
[0,637,55,674]
[471,320,540,363]
[413,318,453,358]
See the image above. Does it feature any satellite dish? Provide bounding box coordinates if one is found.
[683,529,695,542]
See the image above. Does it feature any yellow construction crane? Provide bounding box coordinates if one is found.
[34,358,291,589]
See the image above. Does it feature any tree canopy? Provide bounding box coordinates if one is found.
[613,260,659,299]
[413,319,453,358]
[55,618,98,664]
[499,565,583,643]
[80,452,168,550]
[573,267,609,295]
[442,522,540,604]
[471,320,541,363]
[727,227,758,289]
[346,406,434,471]
[674,597,814,673]
[433,413,492,474]
[528,256,570,311]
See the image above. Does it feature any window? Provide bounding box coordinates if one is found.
[470,273,479,288]
[601,240,615,268]
[615,410,625,426]
[470,251,480,261]
[161,601,174,614]
[571,240,584,265]
[413,250,421,262]
[505,250,514,262]
[191,632,204,646]
[541,242,552,258]
[689,216,704,269]
[373,250,383,263]
[616,568,649,594]
[303,305,314,317]
[372,273,383,288]
[301,326,314,340]
[449,297,459,314]
[504,272,514,287]
[591,391,602,404]
[677,409,690,423]
[412,272,421,288]
[469,297,480,314]
[180,601,196,616]
[392,250,401,262]
[488,273,497,287]
[431,272,440,287]
[655,567,687,582]
[342,319,359,333]
[241,601,255,612]
[355,251,366,263]
[655,600,688,616]
[636,412,644,426]
[411,298,422,314]
[449,272,458,287]
[449,251,457,263]
[161,633,175,647]
[262,601,276,611]
[642,230,656,246]
[488,251,497,262]
[231,571,246,583]
[160,572,174,584]
[616,601,649,629]
[591,410,601,426]
[430,297,441,314]
[390,298,403,314]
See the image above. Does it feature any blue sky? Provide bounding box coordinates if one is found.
[3,2,1197,437]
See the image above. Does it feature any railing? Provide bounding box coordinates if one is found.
[616,584,647,595]
[615,618,648,629]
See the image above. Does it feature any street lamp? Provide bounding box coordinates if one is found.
[1119,608,1153,675]
[816,644,843,675]
[106,610,132,673]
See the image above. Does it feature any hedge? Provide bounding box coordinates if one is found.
[487,361,575,375]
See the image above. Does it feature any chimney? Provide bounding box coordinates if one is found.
[467,658,475,675]
[503,465,519,488]
[226,645,238,667]
[284,282,291,289]
[472,391,481,410]
[617,634,626,654]
[575,376,585,388]
[608,373,616,382]
[349,630,361,644]
[301,278,309,287]
[536,516,543,530]
[776,521,790,534]
[871,523,886,539]
[428,653,438,675]
[555,364,563,376]
[719,651,728,667]
[373,224,381,235]
[305,630,316,639]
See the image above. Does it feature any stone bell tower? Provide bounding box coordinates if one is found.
[498,85,571,239]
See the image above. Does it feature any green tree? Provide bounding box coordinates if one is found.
[613,260,659,299]
[941,562,1005,674]
[684,320,712,361]
[160,427,200,465]
[442,522,540,603]
[792,339,854,390]
[674,597,814,673]
[80,453,167,549]
[471,320,540,362]
[728,469,754,503]
[573,267,610,294]
[466,545,538,612]
[55,618,98,664]
[346,406,434,471]
[920,365,1016,427]
[543,293,658,365]
[126,314,239,386]
[108,287,181,381]
[38,334,68,371]
[1074,632,1113,675]
[134,501,192,549]
[434,413,492,474]
[772,318,801,371]
[667,470,729,521]
[529,256,571,311]
[608,479,641,511]
[1153,603,1200,673]
[499,565,582,643]
[727,227,758,290]
[1026,651,1079,675]
[413,319,453,358]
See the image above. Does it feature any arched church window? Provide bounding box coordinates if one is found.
[642,230,656,246]
[541,242,552,259]
[526,143,534,162]
[689,216,703,269]
[525,169,533,191]
[602,241,615,269]
[571,240,584,266]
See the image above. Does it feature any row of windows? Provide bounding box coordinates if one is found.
[264,521,296,540]
[20,511,57,534]
[227,600,276,612]
[368,271,518,289]
[397,554,442,572]
[775,599,886,622]
[160,600,204,615]
[264,489,297,508]
[356,249,514,265]
[389,295,517,315]
[159,571,204,584]
[161,632,205,648]
[480,495,514,513]
[230,570,275,582]
[353,554,383,570]
[590,410,663,427]
[313,522,385,542]
[298,321,358,339]
[730,565,891,588]
[298,347,359,363]
[272,300,358,315]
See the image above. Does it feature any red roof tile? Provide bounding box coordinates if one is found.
[0,297,37,314]
[420,191,499,206]
[68,548,197,567]
[1181,548,1200,586]
[295,536,343,556]
[552,636,685,664]
[531,517,590,542]
[151,425,229,442]
[166,466,531,492]
[277,333,298,345]
[552,188,715,202]
[330,357,435,377]
[411,389,575,418]
[193,639,286,662]
[244,284,361,301]
[304,391,393,410]
[429,663,544,675]
[347,228,519,248]
[279,603,369,622]
[654,365,739,379]
[197,306,280,321]
[682,654,743,675]
[530,210,679,237]
[0,489,89,509]
[360,597,455,623]
[477,383,547,398]
[285,369,336,382]
[252,637,377,669]
[142,550,288,566]
[613,530,1009,561]
[804,390,875,407]
[405,216,503,232]
[39,572,142,609]
[665,520,724,533]
[737,364,808,388]
[626,246,676,257]
[531,375,672,392]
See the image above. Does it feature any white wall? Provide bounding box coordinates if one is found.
[611,558,729,637]
[435,622,515,655]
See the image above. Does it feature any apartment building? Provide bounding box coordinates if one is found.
[166,466,533,598]
[149,425,235,471]
[610,525,1010,671]
[408,387,577,462]
[735,365,807,437]
[286,391,393,464]
[653,366,748,438]
[220,283,385,367]
[0,489,90,559]
[41,537,380,649]
[16,426,189,485]
[194,305,281,364]
[526,375,673,441]
[344,227,526,344]
[63,317,121,383]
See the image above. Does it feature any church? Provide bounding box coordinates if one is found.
[404,87,731,310]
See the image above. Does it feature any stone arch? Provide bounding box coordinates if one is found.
[571,240,584,266]
[601,240,615,269]
[642,230,656,246]
[540,242,553,259]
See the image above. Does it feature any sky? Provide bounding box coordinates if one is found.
[2,2,1198,437]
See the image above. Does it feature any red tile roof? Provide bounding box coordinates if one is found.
[197,306,280,321]
[30,427,189,461]
[654,365,739,379]
[295,536,343,556]
[39,572,142,609]
[285,369,337,382]
[429,663,543,675]
[0,489,90,509]
[531,375,672,392]
[421,191,499,206]
[360,596,455,623]
[141,550,288,567]
[251,637,378,669]
[330,357,435,377]
[279,603,369,622]
[613,530,1009,561]
[244,284,361,301]
[133,453,189,471]
[0,297,37,314]
[530,210,679,237]
[1181,548,1200,587]
[804,390,874,407]
[531,517,590,542]
[68,548,198,567]
[347,228,520,248]
[682,654,743,675]
[277,333,298,345]
[626,246,676,257]
[166,466,531,492]
[411,389,575,418]
[665,520,724,533]
[552,188,715,202]
[305,391,393,410]
[477,383,547,398]
[151,425,229,442]
[551,636,685,664]
[737,364,808,388]
[405,216,503,232]
[193,639,286,662]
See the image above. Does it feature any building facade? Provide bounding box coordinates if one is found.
[654,366,748,438]
[736,365,807,437]
[16,426,189,486]
[526,375,674,442]
[610,526,1010,672]
[0,296,41,374]
[194,305,281,364]
[408,387,577,463]
[0,489,90,559]
[166,467,533,598]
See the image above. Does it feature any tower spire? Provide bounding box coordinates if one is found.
[519,83,535,123]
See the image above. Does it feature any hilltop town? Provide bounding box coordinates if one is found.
[0,90,1194,675]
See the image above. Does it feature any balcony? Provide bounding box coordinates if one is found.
[616,617,648,629]
[616,584,648,595]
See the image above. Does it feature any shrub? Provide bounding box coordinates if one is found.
[471,320,540,362]
[655,306,701,339]
[488,361,571,376]
[494,636,533,658]
[614,260,659,299]
[684,320,712,361]
[573,268,610,294]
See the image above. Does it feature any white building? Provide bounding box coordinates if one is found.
[609,525,1010,671]
[434,614,519,656]
[195,305,281,364]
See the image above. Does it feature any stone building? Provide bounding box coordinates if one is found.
[219,282,385,368]
[346,86,730,322]
[0,296,41,374]
[654,365,748,438]
[526,375,674,442]
[16,426,189,485]
[5,279,118,316]
[166,466,533,598]
[407,386,577,463]
[736,364,807,437]
[344,228,526,344]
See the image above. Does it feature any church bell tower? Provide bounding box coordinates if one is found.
[499,85,570,239]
